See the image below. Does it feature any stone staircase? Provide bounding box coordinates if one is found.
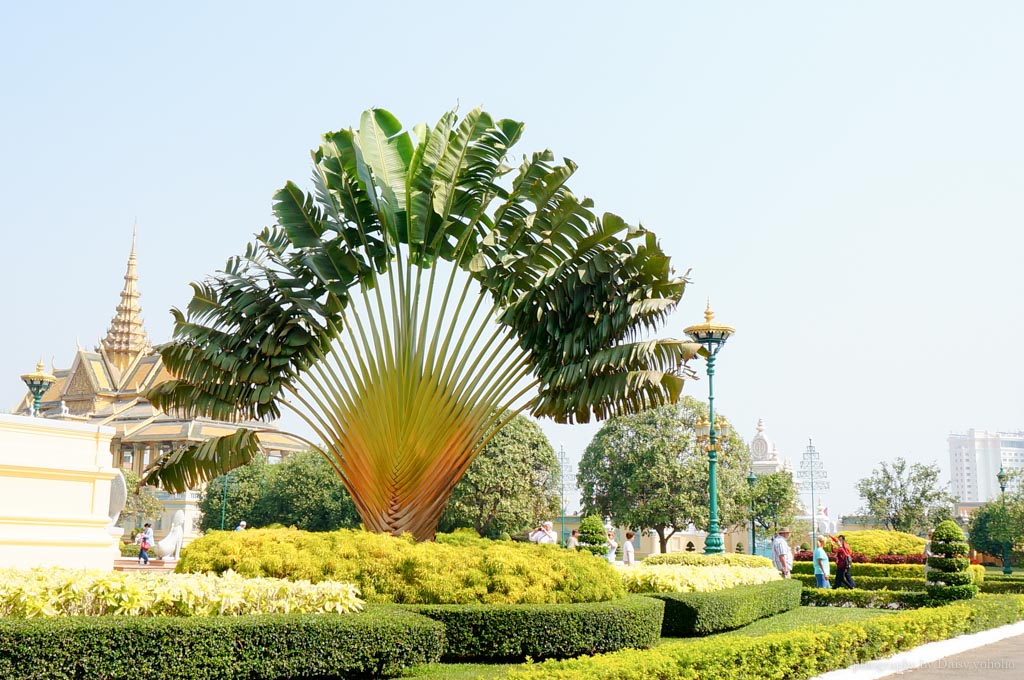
[113,557,176,574]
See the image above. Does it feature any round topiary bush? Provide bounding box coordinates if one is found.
[577,515,610,557]
[177,528,625,604]
[925,520,977,601]
[840,530,927,557]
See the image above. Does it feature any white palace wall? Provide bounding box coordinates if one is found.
[0,413,119,570]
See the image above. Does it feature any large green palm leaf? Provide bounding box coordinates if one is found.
[144,107,700,540]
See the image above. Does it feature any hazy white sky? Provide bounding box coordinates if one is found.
[3,2,1023,519]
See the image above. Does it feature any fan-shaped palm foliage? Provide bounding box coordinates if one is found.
[143,107,700,540]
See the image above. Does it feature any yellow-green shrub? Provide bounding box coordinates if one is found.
[178,528,624,604]
[621,564,781,594]
[0,567,362,617]
[642,553,774,568]
[842,530,926,557]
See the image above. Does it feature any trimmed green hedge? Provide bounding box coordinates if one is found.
[981,581,1024,594]
[509,595,1024,679]
[642,553,773,568]
[793,573,926,591]
[792,562,924,578]
[801,587,928,609]
[0,606,444,680]
[648,579,802,637]
[407,596,663,661]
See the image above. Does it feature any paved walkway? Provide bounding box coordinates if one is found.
[811,621,1024,680]
[879,633,1023,678]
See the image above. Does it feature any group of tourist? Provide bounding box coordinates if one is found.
[529,521,637,565]
[770,527,856,588]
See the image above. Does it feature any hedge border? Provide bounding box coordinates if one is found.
[648,579,802,637]
[406,595,663,661]
[0,606,444,680]
[510,595,1024,679]
[801,588,929,609]
[793,573,926,591]
[980,581,1024,594]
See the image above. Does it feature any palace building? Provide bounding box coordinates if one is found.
[13,235,304,536]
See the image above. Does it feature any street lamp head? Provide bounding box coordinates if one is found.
[997,466,1008,492]
[21,360,57,417]
[694,414,711,440]
[684,300,735,356]
[747,470,757,488]
[714,415,731,438]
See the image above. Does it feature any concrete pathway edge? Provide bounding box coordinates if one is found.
[809,619,1024,680]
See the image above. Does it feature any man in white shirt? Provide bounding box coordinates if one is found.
[529,521,558,544]
[771,527,793,577]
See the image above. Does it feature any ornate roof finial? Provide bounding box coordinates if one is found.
[756,417,765,434]
[100,227,151,372]
[704,298,715,323]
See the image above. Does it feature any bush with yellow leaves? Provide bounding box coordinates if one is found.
[0,567,362,617]
[177,528,625,604]
[621,564,781,594]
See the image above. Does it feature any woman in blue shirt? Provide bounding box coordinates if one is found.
[813,535,831,588]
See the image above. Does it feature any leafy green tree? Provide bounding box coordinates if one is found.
[198,456,271,532]
[252,451,361,531]
[199,452,361,532]
[855,457,955,535]
[143,107,701,540]
[577,397,751,552]
[439,415,559,538]
[743,471,798,537]
[967,495,1024,563]
[121,468,165,531]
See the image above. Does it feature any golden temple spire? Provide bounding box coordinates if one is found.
[101,228,151,372]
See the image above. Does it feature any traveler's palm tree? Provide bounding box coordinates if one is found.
[144,108,700,540]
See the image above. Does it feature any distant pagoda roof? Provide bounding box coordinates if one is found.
[100,228,151,373]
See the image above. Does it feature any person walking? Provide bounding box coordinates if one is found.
[565,529,580,550]
[138,522,154,565]
[831,534,856,588]
[813,535,831,588]
[771,527,793,578]
[234,520,247,531]
[622,530,636,566]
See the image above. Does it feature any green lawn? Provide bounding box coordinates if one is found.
[401,605,892,678]
[401,662,517,679]
[985,567,1024,579]
[715,605,893,637]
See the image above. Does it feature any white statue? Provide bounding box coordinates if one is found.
[156,510,186,561]
[106,470,127,528]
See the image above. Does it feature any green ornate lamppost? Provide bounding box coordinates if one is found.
[685,301,735,555]
[997,466,1012,575]
[20,361,56,417]
[747,469,757,555]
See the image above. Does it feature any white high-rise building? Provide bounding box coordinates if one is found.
[948,429,1024,502]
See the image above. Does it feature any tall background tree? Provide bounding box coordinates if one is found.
[577,397,751,552]
[143,107,701,540]
[855,457,955,534]
[199,451,360,533]
[438,415,559,538]
[966,470,1024,563]
[743,471,798,540]
[121,469,165,532]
